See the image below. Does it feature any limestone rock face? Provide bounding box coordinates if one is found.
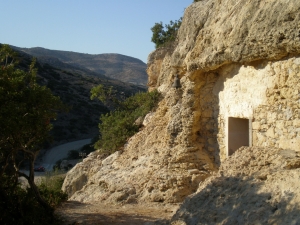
[172,0,300,72]
[62,0,300,205]
[62,151,104,197]
[147,47,175,91]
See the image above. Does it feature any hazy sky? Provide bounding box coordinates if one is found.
[1,0,193,63]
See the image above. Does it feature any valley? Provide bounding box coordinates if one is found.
[11,46,147,147]
[2,0,300,223]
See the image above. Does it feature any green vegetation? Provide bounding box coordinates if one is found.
[91,85,161,154]
[0,44,66,224]
[1,174,66,224]
[38,170,68,208]
[151,18,182,49]
[90,84,117,106]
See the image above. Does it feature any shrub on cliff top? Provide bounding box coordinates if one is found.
[151,18,182,49]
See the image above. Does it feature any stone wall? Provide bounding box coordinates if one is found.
[189,56,300,164]
[252,57,300,151]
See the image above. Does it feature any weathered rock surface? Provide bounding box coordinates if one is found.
[62,0,300,208]
[168,146,300,225]
[172,0,300,72]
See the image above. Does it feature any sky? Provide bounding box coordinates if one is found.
[1,0,193,63]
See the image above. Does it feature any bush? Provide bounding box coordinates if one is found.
[96,110,138,151]
[95,90,161,153]
[151,18,182,49]
[38,171,68,207]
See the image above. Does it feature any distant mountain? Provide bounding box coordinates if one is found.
[13,47,148,86]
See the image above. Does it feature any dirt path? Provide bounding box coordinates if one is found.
[55,201,178,225]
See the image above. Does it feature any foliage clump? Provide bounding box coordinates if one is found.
[91,86,161,154]
[38,171,68,207]
[151,18,182,49]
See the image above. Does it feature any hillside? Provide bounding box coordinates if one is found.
[13,48,146,147]
[13,46,148,86]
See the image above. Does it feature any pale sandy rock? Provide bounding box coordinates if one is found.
[172,0,300,72]
[147,47,175,91]
[101,151,120,166]
[61,151,104,197]
[134,116,144,127]
[143,112,155,126]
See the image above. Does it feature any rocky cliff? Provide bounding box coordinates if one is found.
[62,0,300,207]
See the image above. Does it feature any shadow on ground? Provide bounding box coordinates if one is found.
[170,174,300,225]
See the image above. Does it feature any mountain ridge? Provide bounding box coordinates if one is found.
[12,46,148,86]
